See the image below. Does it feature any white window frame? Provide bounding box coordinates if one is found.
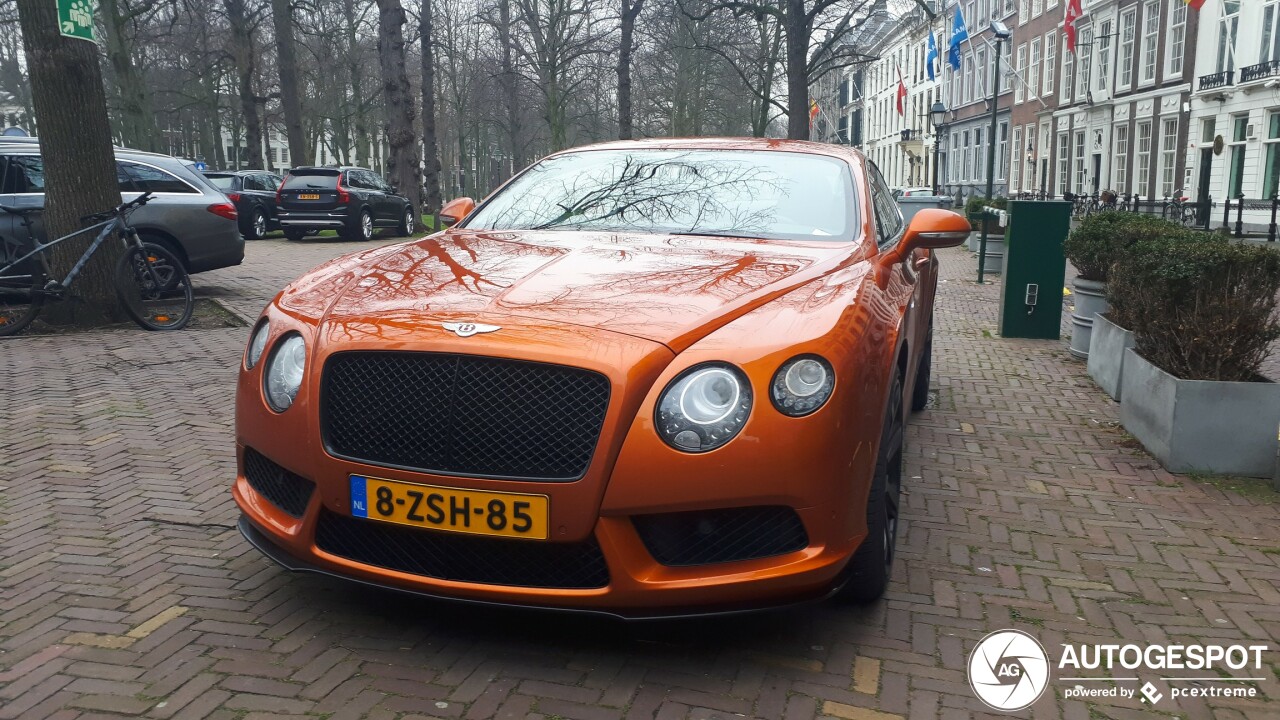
[1074,131,1087,192]
[1062,35,1074,103]
[1113,125,1128,192]
[1057,132,1070,195]
[1140,1,1160,86]
[1118,8,1136,91]
[998,121,1008,181]
[1015,44,1027,102]
[1166,4,1187,79]
[1044,32,1056,95]
[1033,0,1043,19]
[1028,38,1041,99]
[1076,27,1092,100]
[1012,126,1023,189]
[1264,111,1280,199]
[1217,2,1239,74]
[1018,0,1028,25]
[1136,120,1153,199]
[1159,118,1179,199]
[1264,2,1280,65]
[1096,20,1112,92]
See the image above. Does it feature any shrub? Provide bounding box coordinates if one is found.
[964,195,1007,217]
[1108,236,1280,382]
[1065,213,1189,282]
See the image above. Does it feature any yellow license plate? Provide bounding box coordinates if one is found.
[349,475,549,540]
[299,193,320,200]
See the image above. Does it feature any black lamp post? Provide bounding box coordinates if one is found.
[930,101,947,196]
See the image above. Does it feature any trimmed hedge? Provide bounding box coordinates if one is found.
[1064,213,1190,282]
[1108,235,1280,382]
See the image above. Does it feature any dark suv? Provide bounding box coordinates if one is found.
[275,166,414,241]
[204,170,284,239]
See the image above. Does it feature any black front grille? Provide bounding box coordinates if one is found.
[243,448,315,517]
[633,506,809,566]
[321,352,610,481]
[314,510,610,589]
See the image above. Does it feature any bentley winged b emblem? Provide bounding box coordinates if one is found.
[442,321,501,338]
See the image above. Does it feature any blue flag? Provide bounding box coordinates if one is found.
[926,31,939,81]
[948,10,968,71]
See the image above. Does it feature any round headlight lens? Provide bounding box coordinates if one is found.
[771,356,835,417]
[264,333,306,411]
[655,363,752,452]
[245,320,269,369]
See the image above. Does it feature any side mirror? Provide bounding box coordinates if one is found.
[883,208,971,265]
[438,197,476,228]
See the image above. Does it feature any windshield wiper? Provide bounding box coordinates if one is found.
[671,230,769,240]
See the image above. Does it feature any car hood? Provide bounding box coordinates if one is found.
[282,229,859,351]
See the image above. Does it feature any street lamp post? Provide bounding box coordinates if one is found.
[930,101,947,196]
[979,20,1012,282]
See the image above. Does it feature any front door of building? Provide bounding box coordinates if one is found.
[1092,155,1102,194]
[1197,148,1213,206]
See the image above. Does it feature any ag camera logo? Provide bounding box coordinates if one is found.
[968,630,1051,711]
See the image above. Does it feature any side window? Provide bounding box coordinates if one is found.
[115,162,140,193]
[361,171,381,190]
[340,171,359,189]
[867,163,905,247]
[245,174,266,191]
[5,156,45,193]
[123,162,197,193]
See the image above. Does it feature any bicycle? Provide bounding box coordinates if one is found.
[1163,191,1197,227]
[0,191,193,336]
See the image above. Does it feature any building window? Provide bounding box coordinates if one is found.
[1228,114,1248,198]
[281,147,289,164]
[1033,0,1042,17]
[1136,120,1153,199]
[1012,126,1023,189]
[1076,28,1092,100]
[1160,118,1178,198]
[1265,112,1280,199]
[975,127,986,180]
[1029,38,1041,99]
[1113,125,1129,192]
[977,49,987,100]
[1025,123,1037,191]
[1018,0,1028,24]
[1096,21,1111,92]
[1264,1,1280,65]
[1062,35,1074,103]
[1166,4,1187,78]
[1218,1,1240,74]
[1074,131,1086,192]
[1118,8,1136,89]
[1057,132,1069,195]
[1141,1,1160,84]
[1015,45,1027,103]
[998,122,1008,181]
[1044,32,1056,95]
[963,130,972,180]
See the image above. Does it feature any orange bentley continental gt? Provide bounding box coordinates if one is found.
[233,138,971,618]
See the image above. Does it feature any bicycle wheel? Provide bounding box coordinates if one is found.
[114,243,193,331]
[0,245,45,336]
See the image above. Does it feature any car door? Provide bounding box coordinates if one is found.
[244,174,275,220]
[0,154,46,245]
[357,170,392,222]
[260,174,283,221]
[867,162,926,387]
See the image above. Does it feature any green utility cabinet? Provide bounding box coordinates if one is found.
[997,200,1071,339]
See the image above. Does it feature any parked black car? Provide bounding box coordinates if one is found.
[204,170,284,239]
[275,166,415,241]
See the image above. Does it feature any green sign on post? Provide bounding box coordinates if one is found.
[57,0,96,42]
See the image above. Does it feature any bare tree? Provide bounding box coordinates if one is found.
[616,0,644,140]
[419,0,442,213]
[271,0,309,166]
[511,0,607,151]
[224,0,266,169]
[100,0,165,150]
[14,0,126,325]
[375,0,423,222]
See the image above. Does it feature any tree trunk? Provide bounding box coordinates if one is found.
[226,0,265,169]
[271,0,309,167]
[617,0,643,140]
[343,0,370,168]
[15,0,125,326]
[375,0,423,225]
[784,0,810,140]
[420,0,442,213]
[100,0,159,150]
[497,0,522,172]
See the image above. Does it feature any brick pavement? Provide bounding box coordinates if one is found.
[1,237,1277,720]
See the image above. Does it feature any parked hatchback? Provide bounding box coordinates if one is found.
[204,170,284,239]
[0,137,243,274]
[275,166,415,241]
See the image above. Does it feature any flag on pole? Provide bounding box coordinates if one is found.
[1183,0,1206,8]
[896,66,907,116]
[926,31,939,82]
[1064,0,1084,53]
[948,10,968,70]
[809,98,820,128]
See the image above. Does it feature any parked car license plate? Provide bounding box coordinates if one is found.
[349,475,549,539]
[298,193,320,200]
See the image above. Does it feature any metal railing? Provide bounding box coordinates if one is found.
[1240,60,1280,84]
[1199,69,1235,91]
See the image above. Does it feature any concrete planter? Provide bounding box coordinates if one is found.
[1119,349,1280,477]
[1068,277,1108,360]
[1087,313,1134,400]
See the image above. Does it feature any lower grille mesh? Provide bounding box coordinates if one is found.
[242,448,315,518]
[633,506,809,566]
[314,510,610,589]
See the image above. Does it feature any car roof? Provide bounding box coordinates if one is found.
[549,137,865,163]
[290,166,366,172]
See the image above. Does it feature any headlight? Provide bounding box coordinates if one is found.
[770,355,834,416]
[655,363,752,452]
[245,320,269,369]
[264,333,306,411]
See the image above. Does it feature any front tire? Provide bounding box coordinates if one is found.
[397,205,415,236]
[342,210,373,241]
[838,371,904,604]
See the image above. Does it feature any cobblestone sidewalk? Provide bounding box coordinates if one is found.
[1,239,1276,720]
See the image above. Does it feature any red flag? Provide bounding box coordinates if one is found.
[1064,0,1083,53]
[1183,0,1205,8]
[896,66,907,116]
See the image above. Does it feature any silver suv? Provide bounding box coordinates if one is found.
[0,137,244,274]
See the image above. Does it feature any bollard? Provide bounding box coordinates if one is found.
[1223,195,1232,231]
[1270,195,1278,242]
[1235,194,1245,237]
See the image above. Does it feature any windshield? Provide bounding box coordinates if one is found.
[205,175,236,190]
[464,149,857,242]
[283,172,338,190]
